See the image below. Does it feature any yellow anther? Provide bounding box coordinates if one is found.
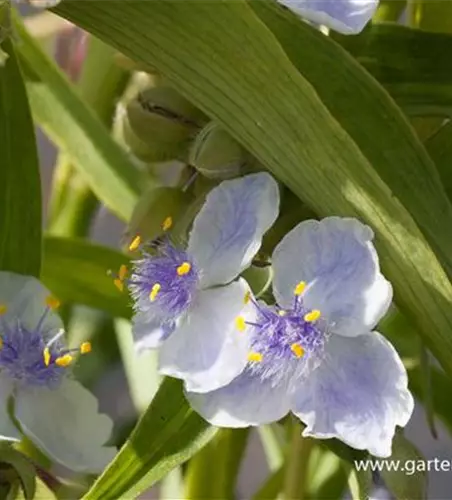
[80,342,92,354]
[244,290,251,305]
[162,216,173,232]
[46,296,60,310]
[235,316,246,332]
[150,283,161,302]
[304,310,321,322]
[114,279,124,293]
[291,343,304,359]
[278,310,286,316]
[294,281,306,296]
[119,264,128,281]
[128,235,141,252]
[0,304,7,315]
[177,262,191,276]
[55,354,73,367]
[0,338,3,350]
[43,347,51,367]
[247,352,263,363]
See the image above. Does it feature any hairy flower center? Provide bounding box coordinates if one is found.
[129,240,199,325]
[0,300,90,389]
[239,281,329,386]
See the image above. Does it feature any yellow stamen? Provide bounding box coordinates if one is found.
[0,304,7,315]
[304,310,321,322]
[247,352,263,363]
[80,342,92,354]
[46,296,60,310]
[119,264,128,281]
[114,279,124,292]
[291,343,304,358]
[235,316,246,332]
[43,347,51,367]
[294,281,306,296]
[55,354,73,367]
[244,290,251,305]
[0,338,3,350]
[150,283,161,302]
[177,262,191,276]
[162,216,173,232]
[128,235,141,252]
[278,310,286,316]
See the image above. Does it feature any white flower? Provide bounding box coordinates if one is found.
[0,271,116,472]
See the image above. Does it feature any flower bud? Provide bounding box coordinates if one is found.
[124,186,191,250]
[123,86,205,163]
[189,122,244,179]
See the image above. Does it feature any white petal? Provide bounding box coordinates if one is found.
[188,173,279,288]
[0,272,63,335]
[132,311,172,352]
[15,379,116,473]
[186,369,291,427]
[278,0,378,34]
[0,376,20,442]
[272,217,392,337]
[291,332,414,458]
[159,279,254,393]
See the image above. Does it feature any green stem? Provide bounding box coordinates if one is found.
[185,428,249,500]
[283,420,313,500]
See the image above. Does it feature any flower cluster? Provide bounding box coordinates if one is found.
[0,271,115,472]
[126,173,413,458]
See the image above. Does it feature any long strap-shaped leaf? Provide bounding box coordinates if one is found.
[53,0,452,378]
[13,15,143,221]
[0,37,41,277]
[83,377,217,500]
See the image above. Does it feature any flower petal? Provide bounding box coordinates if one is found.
[290,331,414,458]
[187,173,279,288]
[272,217,392,337]
[132,311,173,352]
[0,271,63,335]
[186,369,291,427]
[159,279,254,393]
[278,0,378,34]
[0,376,20,442]
[15,379,116,472]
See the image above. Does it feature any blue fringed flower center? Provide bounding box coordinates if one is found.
[130,241,199,326]
[0,305,73,389]
[244,285,329,386]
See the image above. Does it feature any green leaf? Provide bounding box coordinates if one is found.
[380,433,427,500]
[0,37,41,276]
[53,0,452,380]
[12,14,143,222]
[250,3,452,278]
[0,447,36,500]
[41,237,130,318]
[82,377,217,500]
[425,121,452,202]
[335,23,452,117]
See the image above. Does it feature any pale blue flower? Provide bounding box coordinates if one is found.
[128,172,280,393]
[278,0,379,34]
[187,217,414,457]
[0,272,116,472]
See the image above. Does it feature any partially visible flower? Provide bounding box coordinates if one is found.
[278,0,379,34]
[0,272,116,472]
[187,217,413,457]
[123,173,279,393]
